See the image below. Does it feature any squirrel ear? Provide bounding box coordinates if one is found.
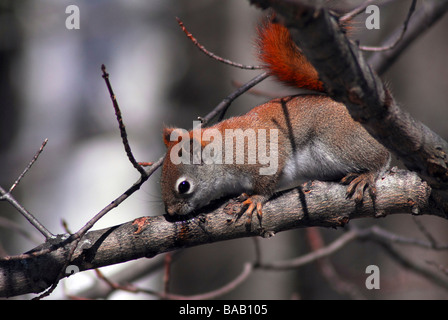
[163,127,188,148]
[163,127,174,147]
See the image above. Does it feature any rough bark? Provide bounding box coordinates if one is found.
[0,169,434,298]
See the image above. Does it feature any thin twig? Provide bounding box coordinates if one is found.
[176,17,263,70]
[201,71,269,125]
[340,0,377,22]
[92,260,252,300]
[252,237,263,267]
[368,225,448,250]
[0,188,54,240]
[34,66,166,299]
[9,139,48,194]
[369,0,448,75]
[176,16,269,124]
[93,268,140,294]
[231,79,285,99]
[34,155,164,299]
[36,52,269,299]
[305,228,366,299]
[426,260,448,277]
[138,161,153,167]
[0,139,53,239]
[163,252,172,298]
[412,216,439,249]
[259,230,359,270]
[375,239,448,291]
[0,216,43,245]
[75,156,163,241]
[359,0,417,52]
[150,263,253,300]
[76,254,173,299]
[101,64,148,177]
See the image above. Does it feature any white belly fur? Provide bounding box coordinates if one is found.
[276,140,351,191]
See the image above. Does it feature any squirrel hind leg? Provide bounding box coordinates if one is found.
[341,171,377,204]
[234,193,267,231]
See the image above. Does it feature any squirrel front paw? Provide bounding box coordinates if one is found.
[233,193,266,230]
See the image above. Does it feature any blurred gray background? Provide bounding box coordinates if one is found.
[1,0,448,299]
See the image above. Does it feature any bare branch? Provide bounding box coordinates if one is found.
[305,227,366,299]
[3,1,448,300]
[412,216,439,248]
[340,0,376,22]
[359,0,417,52]
[0,139,53,240]
[31,154,165,300]
[0,169,437,298]
[32,63,269,298]
[248,0,448,211]
[364,225,448,250]
[101,64,148,177]
[369,0,448,75]
[163,252,173,297]
[200,71,269,125]
[0,188,53,241]
[9,139,48,194]
[79,254,173,299]
[426,261,448,277]
[375,238,448,290]
[259,229,359,270]
[0,217,42,246]
[176,17,263,70]
[33,65,166,299]
[153,263,253,300]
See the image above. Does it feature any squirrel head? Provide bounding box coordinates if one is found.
[161,127,223,216]
[160,123,280,216]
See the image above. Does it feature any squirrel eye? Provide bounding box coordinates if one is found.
[177,180,191,194]
[175,176,194,195]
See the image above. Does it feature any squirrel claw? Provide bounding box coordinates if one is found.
[341,172,377,204]
[234,194,264,230]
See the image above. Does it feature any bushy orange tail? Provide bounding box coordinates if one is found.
[257,19,325,92]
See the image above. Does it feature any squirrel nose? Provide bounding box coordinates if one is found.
[165,206,175,215]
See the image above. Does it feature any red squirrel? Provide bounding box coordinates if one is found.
[160,18,390,223]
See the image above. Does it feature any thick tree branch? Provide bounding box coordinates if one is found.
[3,1,448,299]
[0,169,437,298]
[249,0,448,211]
